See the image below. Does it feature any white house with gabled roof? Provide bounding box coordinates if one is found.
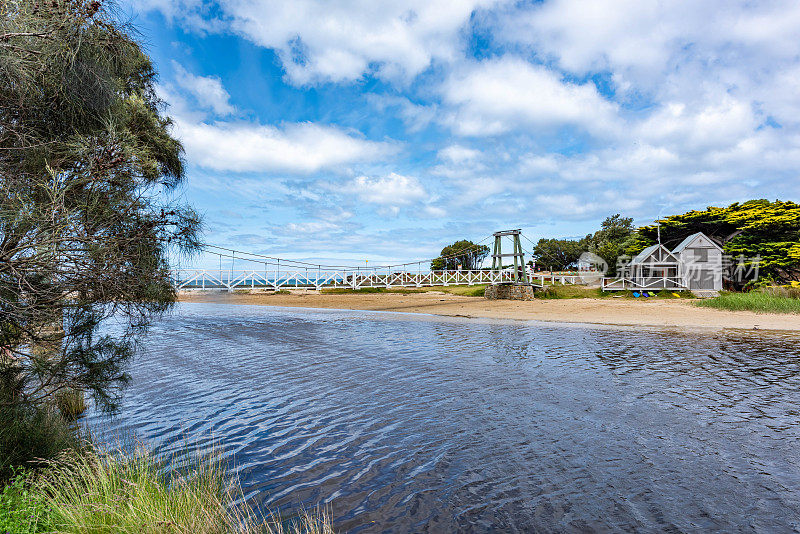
[603,231,723,292]
[672,232,723,291]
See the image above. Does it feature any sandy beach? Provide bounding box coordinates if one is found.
[178,290,800,332]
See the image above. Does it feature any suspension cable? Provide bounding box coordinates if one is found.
[194,235,495,272]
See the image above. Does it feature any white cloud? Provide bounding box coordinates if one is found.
[350,173,427,206]
[367,95,438,132]
[136,0,800,252]
[206,0,509,85]
[173,62,235,115]
[284,221,342,235]
[500,0,800,75]
[636,98,757,153]
[175,120,396,173]
[442,57,619,136]
[438,145,481,163]
[497,0,800,120]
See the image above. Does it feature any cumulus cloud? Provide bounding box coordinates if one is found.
[496,0,800,120]
[636,98,757,153]
[147,0,510,85]
[438,145,481,163]
[351,173,427,207]
[442,57,619,136]
[498,0,800,77]
[172,62,235,115]
[135,0,800,255]
[175,121,396,173]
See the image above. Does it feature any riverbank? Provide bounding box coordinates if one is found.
[178,289,800,332]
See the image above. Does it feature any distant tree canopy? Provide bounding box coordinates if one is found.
[431,240,489,271]
[1,0,201,413]
[587,214,635,276]
[532,238,587,271]
[626,200,800,286]
[530,215,634,273]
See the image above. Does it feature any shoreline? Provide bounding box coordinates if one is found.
[178,290,800,332]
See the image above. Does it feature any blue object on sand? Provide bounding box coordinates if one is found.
[632,291,641,298]
[642,292,650,297]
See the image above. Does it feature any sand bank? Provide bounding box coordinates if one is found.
[178,290,800,332]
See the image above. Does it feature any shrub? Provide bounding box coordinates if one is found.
[0,405,79,483]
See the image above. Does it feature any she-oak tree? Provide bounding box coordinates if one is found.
[0,0,201,412]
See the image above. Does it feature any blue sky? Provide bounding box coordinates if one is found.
[124,0,800,268]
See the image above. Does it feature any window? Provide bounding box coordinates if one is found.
[695,248,709,262]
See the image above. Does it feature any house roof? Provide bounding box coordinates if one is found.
[631,244,658,264]
[631,243,679,265]
[672,231,723,253]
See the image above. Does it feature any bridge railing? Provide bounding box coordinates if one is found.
[173,268,588,291]
[177,268,532,291]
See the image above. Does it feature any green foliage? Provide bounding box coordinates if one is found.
[628,200,800,287]
[0,469,51,533]
[430,240,489,271]
[696,288,800,314]
[532,285,692,299]
[54,388,86,421]
[40,446,244,533]
[1,0,201,417]
[0,443,333,534]
[532,237,588,271]
[0,404,80,483]
[587,214,635,276]
[531,214,633,274]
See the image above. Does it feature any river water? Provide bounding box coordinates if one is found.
[87,303,800,533]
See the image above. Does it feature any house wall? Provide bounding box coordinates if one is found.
[678,246,722,290]
[607,234,723,291]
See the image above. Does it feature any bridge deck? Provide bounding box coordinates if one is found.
[174,269,583,292]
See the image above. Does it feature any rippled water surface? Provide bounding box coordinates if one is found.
[87,303,800,532]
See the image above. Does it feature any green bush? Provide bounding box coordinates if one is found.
[0,405,80,483]
[39,445,247,533]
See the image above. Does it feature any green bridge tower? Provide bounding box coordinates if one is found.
[491,229,529,284]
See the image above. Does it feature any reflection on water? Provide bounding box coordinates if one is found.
[87,303,800,532]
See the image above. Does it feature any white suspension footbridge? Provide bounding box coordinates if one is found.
[174,231,585,292]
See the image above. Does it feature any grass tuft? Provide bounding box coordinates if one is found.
[321,287,390,294]
[6,442,334,534]
[54,388,86,420]
[0,404,80,483]
[696,288,800,314]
